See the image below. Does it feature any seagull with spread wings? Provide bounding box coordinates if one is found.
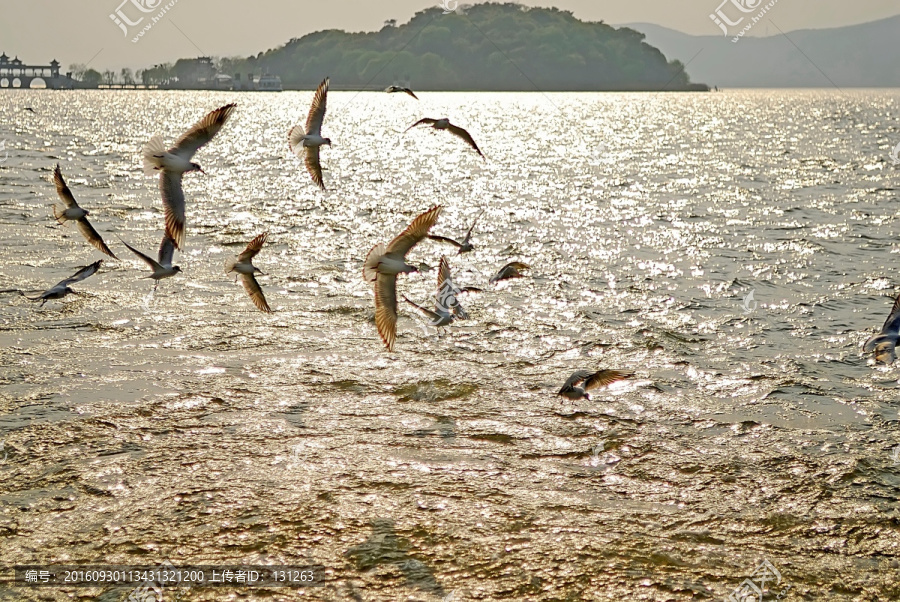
[428,210,483,254]
[558,369,634,402]
[864,294,900,364]
[142,103,237,250]
[289,77,332,190]
[52,165,117,259]
[120,235,181,291]
[225,232,272,313]
[385,85,419,100]
[404,118,484,158]
[25,260,103,306]
[404,255,481,329]
[363,206,443,351]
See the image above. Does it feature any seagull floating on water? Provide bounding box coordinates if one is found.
[363,205,443,351]
[490,261,530,284]
[558,369,634,402]
[428,210,483,254]
[404,118,484,158]
[225,232,272,313]
[385,85,419,100]
[864,294,900,364]
[52,164,118,259]
[142,103,237,250]
[404,255,482,328]
[24,260,102,306]
[289,77,331,190]
[120,235,181,291]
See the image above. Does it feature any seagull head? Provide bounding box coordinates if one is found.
[324,138,332,146]
[189,162,206,174]
[173,266,183,273]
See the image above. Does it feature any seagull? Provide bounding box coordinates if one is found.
[558,369,634,402]
[52,165,118,259]
[489,261,530,284]
[24,260,102,306]
[404,118,484,158]
[289,77,331,190]
[363,205,443,351]
[225,232,272,313]
[428,210,483,254]
[385,85,419,100]
[120,235,181,290]
[23,107,35,113]
[864,294,900,364]
[142,103,237,250]
[403,255,482,328]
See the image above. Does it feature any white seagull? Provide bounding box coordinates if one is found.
[864,294,900,364]
[25,260,103,306]
[558,369,634,402]
[428,210,483,254]
[404,118,484,158]
[385,85,419,100]
[225,232,272,313]
[404,255,482,328]
[289,77,332,190]
[142,103,237,250]
[120,235,181,291]
[52,165,118,259]
[363,205,443,351]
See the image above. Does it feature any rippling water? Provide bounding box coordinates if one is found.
[1,89,900,601]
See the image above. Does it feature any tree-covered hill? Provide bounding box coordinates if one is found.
[222,3,706,91]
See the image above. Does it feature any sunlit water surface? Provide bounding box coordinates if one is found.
[1,89,900,600]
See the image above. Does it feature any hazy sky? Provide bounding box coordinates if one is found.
[2,0,899,72]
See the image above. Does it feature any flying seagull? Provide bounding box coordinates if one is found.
[864,294,900,364]
[52,164,118,259]
[120,235,181,291]
[428,210,483,254]
[489,261,530,284]
[25,260,102,306]
[142,103,237,250]
[558,369,634,402]
[23,107,36,113]
[363,205,443,351]
[404,255,482,328]
[289,77,332,190]
[404,118,484,158]
[385,85,419,100]
[225,232,272,313]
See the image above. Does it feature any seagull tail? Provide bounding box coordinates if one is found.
[287,126,305,156]
[52,204,66,224]
[363,244,386,283]
[141,135,167,176]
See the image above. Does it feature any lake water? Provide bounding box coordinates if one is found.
[1,89,900,600]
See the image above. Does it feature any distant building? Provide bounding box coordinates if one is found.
[0,53,79,89]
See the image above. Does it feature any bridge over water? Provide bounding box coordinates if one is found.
[0,53,81,89]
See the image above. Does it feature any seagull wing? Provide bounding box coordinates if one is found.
[53,164,78,208]
[437,256,452,294]
[76,217,117,259]
[157,235,176,268]
[241,273,272,313]
[385,205,443,258]
[404,118,437,133]
[375,273,398,351]
[305,146,325,190]
[160,171,186,249]
[403,88,419,100]
[60,259,103,287]
[120,239,162,271]
[170,103,237,160]
[881,294,900,335]
[403,295,442,322]
[559,370,592,394]
[446,124,484,157]
[239,232,267,262]
[462,210,484,245]
[584,369,634,391]
[427,235,463,248]
[305,78,329,136]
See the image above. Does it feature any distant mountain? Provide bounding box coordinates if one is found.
[215,3,705,91]
[620,16,900,88]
